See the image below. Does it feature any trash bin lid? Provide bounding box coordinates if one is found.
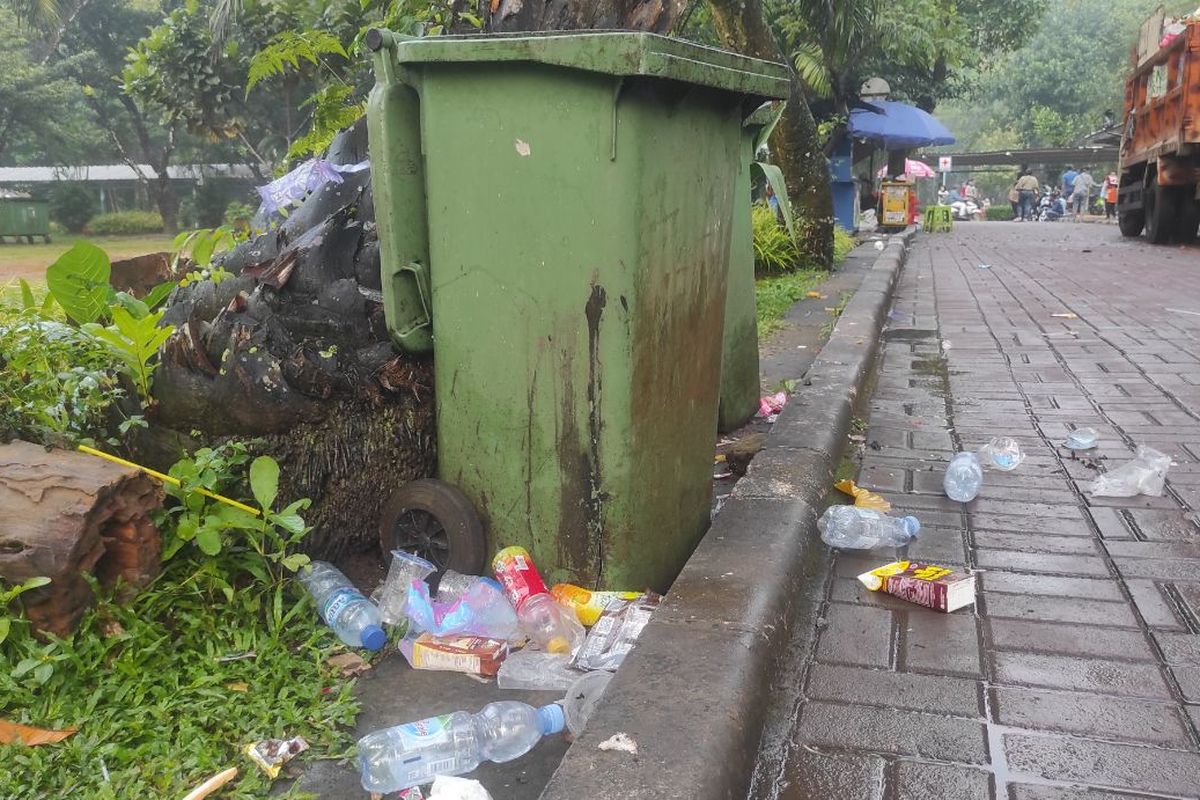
[388,31,790,101]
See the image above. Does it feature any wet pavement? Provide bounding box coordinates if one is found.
[751,222,1200,799]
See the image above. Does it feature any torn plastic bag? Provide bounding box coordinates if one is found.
[1090,446,1171,498]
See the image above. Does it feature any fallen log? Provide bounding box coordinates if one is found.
[0,440,164,636]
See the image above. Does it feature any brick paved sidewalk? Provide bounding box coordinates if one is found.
[759,222,1200,799]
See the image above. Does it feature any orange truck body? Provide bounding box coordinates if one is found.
[1118,14,1200,243]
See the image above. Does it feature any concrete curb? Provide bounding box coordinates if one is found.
[538,229,916,800]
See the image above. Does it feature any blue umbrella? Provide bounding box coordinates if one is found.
[848,100,956,149]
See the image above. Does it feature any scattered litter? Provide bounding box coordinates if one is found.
[493,546,585,655]
[979,436,1024,470]
[358,700,564,793]
[874,241,886,251]
[818,506,919,549]
[598,733,639,755]
[299,561,387,652]
[215,651,256,663]
[373,550,435,625]
[429,775,494,800]
[0,719,77,746]
[1051,312,1078,319]
[400,633,508,677]
[757,392,788,418]
[562,671,613,737]
[406,576,519,641]
[1090,445,1171,498]
[714,453,726,464]
[552,584,642,626]
[713,470,734,480]
[1166,307,1200,317]
[941,339,952,350]
[858,561,975,612]
[226,681,250,693]
[181,767,238,800]
[806,291,826,299]
[887,308,906,321]
[944,452,983,502]
[796,344,808,349]
[1065,428,1099,450]
[833,478,892,511]
[399,788,426,800]
[245,737,308,779]
[256,158,369,217]
[514,139,531,156]
[326,652,372,678]
[574,592,660,672]
[977,264,991,269]
[497,648,581,691]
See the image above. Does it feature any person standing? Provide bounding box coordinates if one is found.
[1103,172,1119,221]
[1061,165,1079,196]
[1014,171,1040,221]
[1071,170,1096,220]
[1008,181,1021,220]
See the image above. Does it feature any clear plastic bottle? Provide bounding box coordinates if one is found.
[817,506,920,549]
[1066,427,1098,450]
[493,547,584,655]
[357,701,565,794]
[298,561,387,651]
[944,452,984,502]
[979,436,1024,471]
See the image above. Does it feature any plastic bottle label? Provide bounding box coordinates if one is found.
[492,546,548,609]
[321,587,361,623]
[395,714,453,750]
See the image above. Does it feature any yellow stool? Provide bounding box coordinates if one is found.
[924,205,953,232]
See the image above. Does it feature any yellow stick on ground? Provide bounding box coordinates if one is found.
[77,445,261,517]
[181,767,238,800]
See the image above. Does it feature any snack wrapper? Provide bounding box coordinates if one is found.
[857,561,975,612]
[400,632,508,676]
[574,591,660,671]
[244,736,308,779]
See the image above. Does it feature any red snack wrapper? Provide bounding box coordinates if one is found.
[857,561,975,613]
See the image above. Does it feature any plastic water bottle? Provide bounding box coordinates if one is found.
[357,700,566,793]
[493,546,584,655]
[980,436,1024,471]
[817,506,920,549]
[1066,427,1098,450]
[944,452,983,502]
[298,561,387,652]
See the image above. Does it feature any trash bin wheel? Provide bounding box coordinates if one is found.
[379,479,486,575]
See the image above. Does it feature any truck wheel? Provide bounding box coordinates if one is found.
[378,478,486,575]
[1178,189,1199,245]
[1118,210,1145,237]
[1145,182,1181,244]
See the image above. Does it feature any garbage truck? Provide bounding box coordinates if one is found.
[1117,8,1200,244]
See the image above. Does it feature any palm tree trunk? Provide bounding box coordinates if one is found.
[706,0,834,267]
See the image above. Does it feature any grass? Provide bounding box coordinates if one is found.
[754,227,859,339]
[0,564,361,799]
[0,235,176,282]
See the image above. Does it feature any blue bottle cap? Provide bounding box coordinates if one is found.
[537,703,566,736]
[903,516,921,538]
[361,624,387,652]
[479,577,503,591]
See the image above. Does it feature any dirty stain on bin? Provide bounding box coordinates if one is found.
[367,31,790,591]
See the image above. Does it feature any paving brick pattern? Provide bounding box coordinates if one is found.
[761,224,1200,799]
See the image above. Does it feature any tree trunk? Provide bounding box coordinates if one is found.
[706,0,834,267]
[0,440,164,636]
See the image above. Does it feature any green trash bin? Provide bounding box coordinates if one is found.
[718,103,778,433]
[0,197,50,242]
[366,30,789,590]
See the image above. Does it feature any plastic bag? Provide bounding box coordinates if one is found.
[429,776,494,800]
[406,578,519,641]
[1090,446,1171,498]
[497,647,583,691]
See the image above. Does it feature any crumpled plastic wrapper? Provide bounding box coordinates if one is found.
[1090,445,1171,498]
[574,592,660,671]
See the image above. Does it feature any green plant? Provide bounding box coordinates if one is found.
[0,577,50,645]
[49,183,97,234]
[82,308,175,406]
[753,203,801,274]
[173,227,236,285]
[985,205,1015,221]
[0,303,127,445]
[833,227,856,262]
[222,200,255,229]
[755,268,826,337]
[46,241,112,324]
[85,210,165,236]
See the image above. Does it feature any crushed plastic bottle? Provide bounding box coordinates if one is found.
[979,436,1024,471]
[373,550,436,625]
[298,561,387,651]
[550,584,642,626]
[1065,428,1099,450]
[357,700,565,794]
[493,547,584,655]
[817,506,920,550]
[944,452,983,502]
[496,648,582,691]
[406,577,520,641]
